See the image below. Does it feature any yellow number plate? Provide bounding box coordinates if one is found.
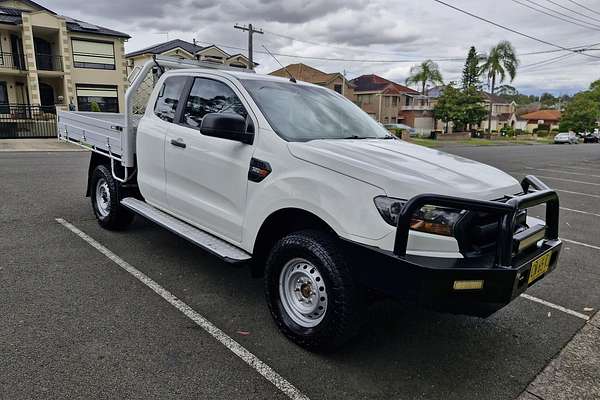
[528,252,552,284]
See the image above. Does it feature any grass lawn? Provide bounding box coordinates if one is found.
[410,136,552,148]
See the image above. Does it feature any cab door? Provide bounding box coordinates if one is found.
[137,75,189,209]
[164,76,256,243]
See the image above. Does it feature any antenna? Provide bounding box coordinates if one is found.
[262,45,296,83]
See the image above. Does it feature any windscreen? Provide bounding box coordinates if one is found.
[241,79,391,142]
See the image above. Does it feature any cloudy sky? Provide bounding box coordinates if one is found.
[42,0,600,95]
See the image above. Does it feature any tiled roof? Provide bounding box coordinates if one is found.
[269,63,351,86]
[126,39,204,58]
[64,17,130,38]
[482,91,511,104]
[521,110,562,121]
[0,5,129,38]
[351,74,420,95]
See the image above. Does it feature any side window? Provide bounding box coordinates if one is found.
[182,78,248,129]
[154,76,187,123]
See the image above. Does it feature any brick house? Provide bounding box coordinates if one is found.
[351,74,435,131]
[268,63,355,101]
[520,109,561,132]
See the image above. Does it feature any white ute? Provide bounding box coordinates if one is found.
[59,57,563,351]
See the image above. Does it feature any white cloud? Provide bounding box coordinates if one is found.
[40,0,600,95]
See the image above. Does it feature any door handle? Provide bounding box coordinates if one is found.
[170,138,186,149]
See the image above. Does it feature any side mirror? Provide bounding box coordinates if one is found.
[200,113,254,144]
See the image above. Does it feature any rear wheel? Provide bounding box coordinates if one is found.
[265,230,364,351]
[90,165,134,230]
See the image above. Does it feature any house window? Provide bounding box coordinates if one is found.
[405,96,411,106]
[72,39,115,70]
[334,84,342,94]
[0,81,8,113]
[392,96,397,106]
[76,84,119,113]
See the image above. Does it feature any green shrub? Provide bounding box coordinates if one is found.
[537,124,550,132]
[90,101,101,112]
[536,130,550,137]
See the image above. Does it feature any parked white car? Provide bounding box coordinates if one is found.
[57,56,563,351]
[554,132,578,144]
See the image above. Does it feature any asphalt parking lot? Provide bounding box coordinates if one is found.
[1,143,599,399]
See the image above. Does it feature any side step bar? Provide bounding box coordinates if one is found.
[121,197,252,263]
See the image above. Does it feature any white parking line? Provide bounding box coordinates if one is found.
[520,294,590,321]
[560,207,600,218]
[55,218,310,400]
[534,175,600,187]
[556,189,600,199]
[562,237,600,251]
[526,167,600,179]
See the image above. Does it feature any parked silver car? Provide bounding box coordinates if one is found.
[554,132,578,144]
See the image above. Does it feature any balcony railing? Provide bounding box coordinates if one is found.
[0,52,27,71]
[35,53,63,72]
[0,104,57,138]
[401,104,434,111]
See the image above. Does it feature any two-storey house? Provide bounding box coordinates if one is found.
[268,63,355,101]
[0,0,129,114]
[351,74,435,131]
[126,39,255,75]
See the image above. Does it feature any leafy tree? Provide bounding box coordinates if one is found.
[540,92,557,107]
[433,85,488,132]
[559,92,599,132]
[461,46,481,90]
[589,79,600,91]
[480,41,519,132]
[406,60,444,94]
[455,87,488,130]
[433,85,459,133]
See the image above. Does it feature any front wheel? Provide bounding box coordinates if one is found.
[264,230,364,351]
[90,165,134,230]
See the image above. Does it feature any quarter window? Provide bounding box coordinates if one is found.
[154,76,187,123]
[72,39,115,70]
[182,78,247,129]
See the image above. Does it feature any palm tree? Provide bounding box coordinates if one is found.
[480,41,519,132]
[405,60,444,95]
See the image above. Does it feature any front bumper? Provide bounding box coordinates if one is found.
[345,175,562,317]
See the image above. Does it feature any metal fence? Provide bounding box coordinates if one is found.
[0,104,57,138]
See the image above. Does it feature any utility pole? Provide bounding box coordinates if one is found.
[234,23,263,70]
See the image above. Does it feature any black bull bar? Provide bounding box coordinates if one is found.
[393,175,559,268]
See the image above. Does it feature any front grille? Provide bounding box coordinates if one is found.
[454,196,529,258]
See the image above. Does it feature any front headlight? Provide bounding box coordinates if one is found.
[374,196,465,237]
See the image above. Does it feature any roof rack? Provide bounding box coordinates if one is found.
[153,55,255,72]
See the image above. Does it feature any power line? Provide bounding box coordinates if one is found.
[520,52,576,71]
[521,0,600,28]
[512,0,600,31]
[263,29,432,58]
[192,37,600,65]
[566,0,600,17]
[543,0,600,23]
[430,0,600,59]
